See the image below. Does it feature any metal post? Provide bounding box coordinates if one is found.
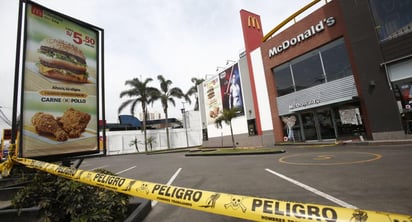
[184,111,189,148]
[181,106,189,148]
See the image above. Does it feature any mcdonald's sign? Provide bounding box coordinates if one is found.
[247,16,260,30]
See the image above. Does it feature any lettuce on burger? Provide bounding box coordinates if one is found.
[38,38,88,83]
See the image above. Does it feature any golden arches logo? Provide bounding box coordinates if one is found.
[247,16,260,30]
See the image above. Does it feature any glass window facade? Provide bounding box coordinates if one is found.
[392,78,412,134]
[321,39,352,81]
[333,106,365,139]
[273,64,294,96]
[272,38,352,97]
[292,51,325,91]
[369,0,412,41]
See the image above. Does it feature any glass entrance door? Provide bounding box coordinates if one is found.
[301,112,317,140]
[300,109,336,141]
[316,109,335,140]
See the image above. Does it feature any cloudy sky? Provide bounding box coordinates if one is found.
[0,0,324,131]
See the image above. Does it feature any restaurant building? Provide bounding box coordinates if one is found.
[200,0,412,146]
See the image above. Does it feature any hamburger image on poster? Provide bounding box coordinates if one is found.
[38,38,89,83]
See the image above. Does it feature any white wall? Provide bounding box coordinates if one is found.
[250,47,274,131]
[206,115,249,138]
[104,110,202,155]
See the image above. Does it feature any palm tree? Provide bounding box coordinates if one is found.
[156,75,185,149]
[146,136,156,152]
[129,137,142,152]
[187,77,204,111]
[118,77,159,152]
[214,107,240,148]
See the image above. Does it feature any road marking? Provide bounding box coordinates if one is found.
[279,152,382,165]
[265,168,357,209]
[313,154,333,160]
[152,168,182,207]
[166,168,182,186]
[116,166,136,174]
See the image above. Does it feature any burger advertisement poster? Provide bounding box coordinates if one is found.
[202,64,245,126]
[21,2,100,158]
[203,75,223,125]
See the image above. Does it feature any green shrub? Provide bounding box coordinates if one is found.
[11,166,129,222]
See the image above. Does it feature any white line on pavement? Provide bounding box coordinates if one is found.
[166,168,182,185]
[116,166,137,175]
[265,168,357,209]
[152,168,182,207]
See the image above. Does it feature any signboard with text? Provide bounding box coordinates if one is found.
[203,75,223,125]
[203,63,244,126]
[21,2,101,158]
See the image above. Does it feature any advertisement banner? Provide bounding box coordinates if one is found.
[219,63,244,116]
[203,76,223,125]
[21,2,99,158]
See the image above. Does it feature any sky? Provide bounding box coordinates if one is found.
[0,0,325,132]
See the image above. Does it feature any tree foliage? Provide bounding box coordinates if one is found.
[119,77,160,152]
[118,75,202,150]
[186,77,204,111]
[214,107,240,148]
[156,75,187,149]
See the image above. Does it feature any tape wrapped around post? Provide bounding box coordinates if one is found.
[12,157,412,222]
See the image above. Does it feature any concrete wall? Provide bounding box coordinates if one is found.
[104,111,202,155]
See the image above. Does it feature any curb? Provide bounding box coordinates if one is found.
[276,140,412,148]
[124,197,152,222]
[185,150,285,157]
[340,140,412,146]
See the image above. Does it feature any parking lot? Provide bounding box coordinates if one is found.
[80,144,412,221]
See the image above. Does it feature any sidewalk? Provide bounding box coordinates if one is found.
[277,138,412,147]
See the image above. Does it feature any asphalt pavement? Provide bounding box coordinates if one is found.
[78,143,412,221]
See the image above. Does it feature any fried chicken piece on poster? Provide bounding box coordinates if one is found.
[31,112,69,141]
[57,108,91,138]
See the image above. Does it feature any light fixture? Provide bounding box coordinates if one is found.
[204,74,214,79]
[226,59,236,65]
[216,66,225,72]
[181,104,189,148]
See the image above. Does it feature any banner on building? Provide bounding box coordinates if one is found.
[203,75,223,125]
[203,63,245,126]
[219,64,244,116]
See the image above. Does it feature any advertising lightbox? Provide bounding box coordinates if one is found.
[203,63,245,126]
[203,75,223,125]
[20,2,101,158]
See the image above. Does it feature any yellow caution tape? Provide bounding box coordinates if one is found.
[0,157,14,178]
[9,157,412,222]
[0,144,17,177]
